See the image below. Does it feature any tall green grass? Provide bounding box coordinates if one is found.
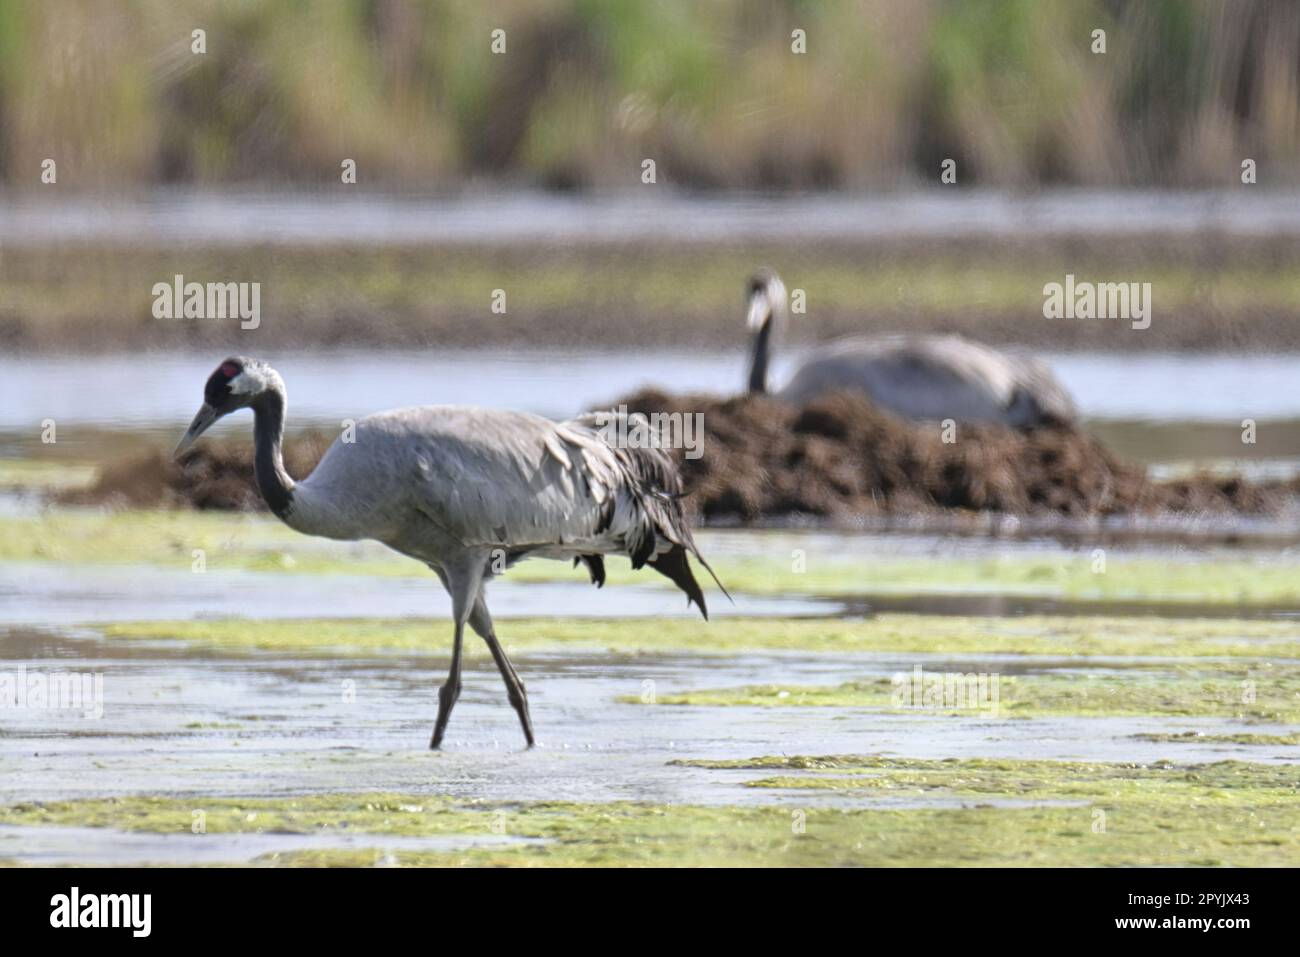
[0,0,1297,189]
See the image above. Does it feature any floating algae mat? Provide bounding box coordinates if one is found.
[0,756,1295,866]
[95,613,1300,659]
[630,663,1300,723]
[1131,731,1300,746]
[670,754,1299,800]
[0,459,99,493]
[5,508,1300,607]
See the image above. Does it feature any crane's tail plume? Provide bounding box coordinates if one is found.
[649,544,709,619]
[648,542,732,620]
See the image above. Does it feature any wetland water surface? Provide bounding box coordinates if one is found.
[3,524,1299,865]
[2,349,1298,428]
[2,482,1298,865]
[8,190,1300,246]
[3,619,1298,865]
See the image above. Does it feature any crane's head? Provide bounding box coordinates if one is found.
[746,268,787,334]
[174,356,279,457]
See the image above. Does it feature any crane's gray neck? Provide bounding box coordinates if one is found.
[251,388,295,519]
[748,320,774,394]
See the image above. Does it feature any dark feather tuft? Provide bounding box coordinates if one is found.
[575,554,606,587]
[648,544,708,619]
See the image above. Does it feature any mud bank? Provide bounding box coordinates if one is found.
[60,392,1297,522]
[59,432,336,511]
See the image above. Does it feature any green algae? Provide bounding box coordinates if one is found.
[1,756,1296,866]
[0,793,469,838]
[0,459,98,492]
[1131,731,1300,746]
[629,664,1300,722]
[671,755,1299,799]
[4,508,1300,608]
[716,553,1300,607]
[94,613,1300,660]
[0,510,417,576]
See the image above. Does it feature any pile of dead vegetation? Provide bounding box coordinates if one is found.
[57,431,336,511]
[60,392,1297,523]
[615,389,1299,522]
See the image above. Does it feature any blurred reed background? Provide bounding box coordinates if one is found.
[1,0,1299,192]
[3,0,1300,364]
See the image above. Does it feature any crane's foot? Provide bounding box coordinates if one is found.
[429,680,460,750]
[508,684,535,748]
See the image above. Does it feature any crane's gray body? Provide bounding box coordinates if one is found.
[777,334,1076,427]
[285,404,696,583]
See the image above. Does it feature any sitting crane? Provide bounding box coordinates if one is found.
[745,269,1077,428]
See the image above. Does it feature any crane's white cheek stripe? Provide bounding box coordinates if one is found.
[227,371,257,394]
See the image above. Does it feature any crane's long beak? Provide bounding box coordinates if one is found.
[174,404,221,458]
[746,289,771,332]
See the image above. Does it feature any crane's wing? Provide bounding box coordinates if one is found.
[357,406,628,550]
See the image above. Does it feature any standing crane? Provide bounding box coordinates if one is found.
[175,357,725,749]
[744,269,1077,428]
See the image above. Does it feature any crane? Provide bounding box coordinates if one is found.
[175,356,725,749]
[745,269,1077,428]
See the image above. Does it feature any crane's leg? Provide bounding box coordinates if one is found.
[468,590,535,748]
[429,557,485,750]
[429,621,463,750]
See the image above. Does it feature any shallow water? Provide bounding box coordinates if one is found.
[0,824,543,867]
[5,629,1297,816]
[0,561,831,626]
[5,189,1300,246]
[3,349,1297,429]
[3,542,1297,864]
[4,524,1297,626]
